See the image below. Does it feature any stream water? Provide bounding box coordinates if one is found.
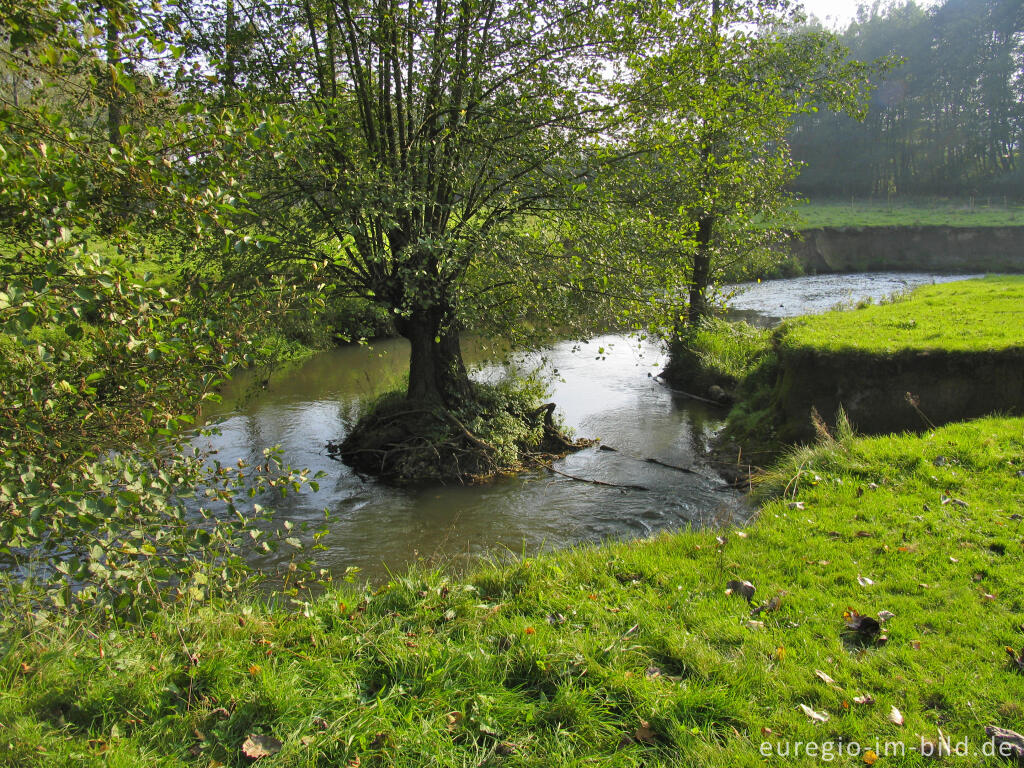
[197,272,977,582]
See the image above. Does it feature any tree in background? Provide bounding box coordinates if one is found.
[790,0,1024,198]
[603,0,872,328]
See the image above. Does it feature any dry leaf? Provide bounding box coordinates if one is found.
[857,575,874,587]
[911,640,922,650]
[1006,646,1024,673]
[798,703,829,723]
[985,725,1024,762]
[853,694,875,705]
[889,706,904,726]
[634,720,657,744]
[787,501,805,510]
[878,610,896,623]
[864,749,878,764]
[815,670,836,686]
[242,734,282,760]
[725,579,756,602]
[347,757,361,768]
[446,712,463,732]
[843,609,882,641]
[746,620,765,630]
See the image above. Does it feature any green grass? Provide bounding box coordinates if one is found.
[780,276,1024,355]
[797,198,1024,229]
[3,415,1024,766]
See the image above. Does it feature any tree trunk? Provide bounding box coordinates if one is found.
[398,308,473,407]
[687,214,713,326]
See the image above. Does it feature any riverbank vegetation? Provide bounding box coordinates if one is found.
[3,414,1023,766]
[690,276,1024,460]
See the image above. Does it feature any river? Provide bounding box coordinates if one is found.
[197,272,977,582]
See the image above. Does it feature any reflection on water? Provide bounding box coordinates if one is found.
[196,272,973,582]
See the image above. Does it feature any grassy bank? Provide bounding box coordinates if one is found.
[3,414,1024,766]
[780,276,1024,355]
[796,198,1024,229]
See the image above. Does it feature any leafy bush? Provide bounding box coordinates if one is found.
[0,242,323,617]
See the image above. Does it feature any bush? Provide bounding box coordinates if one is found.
[0,244,322,617]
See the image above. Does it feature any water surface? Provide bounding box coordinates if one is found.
[197,272,975,581]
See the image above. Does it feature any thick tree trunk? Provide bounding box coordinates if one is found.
[687,215,714,326]
[398,308,473,407]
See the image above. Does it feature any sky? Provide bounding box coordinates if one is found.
[798,0,941,29]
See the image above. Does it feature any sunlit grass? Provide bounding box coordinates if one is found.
[780,276,1024,354]
[4,413,1024,766]
[797,198,1024,228]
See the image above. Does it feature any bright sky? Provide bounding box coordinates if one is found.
[798,0,941,29]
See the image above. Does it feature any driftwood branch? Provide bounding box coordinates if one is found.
[547,465,649,491]
[598,443,698,475]
[653,379,728,407]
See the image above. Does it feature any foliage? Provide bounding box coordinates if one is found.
[791,0,1024,198]
[0,0,327,614]
[598,0,875,328]
[663,317,772,392]
[0,239,326,615]
[780,275,1024,354]
[3,414,1024,764]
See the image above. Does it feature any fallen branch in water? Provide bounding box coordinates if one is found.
[547,465,649,491]
[598,443,699,475]
[652,379,729,407]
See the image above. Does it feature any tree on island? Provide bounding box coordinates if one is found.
[171,0,873,480]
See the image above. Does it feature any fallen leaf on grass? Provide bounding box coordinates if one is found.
[858,575,874,587]
[787,501,805,510]
[1005,646,1024,673]
[798,704,829,723]
[878,610,895,623]
[446,712,464,731]
[889,706,904,726]
[751,594,783,617]
[634,720,658,744]
[242,734,282,760]
[745,620,764,630]
[815,670,837,686]
[725,579,756,602]
[853,694,875,705]
[864,749,879,765]
[843,609,882,641]
[985,725,1024,762]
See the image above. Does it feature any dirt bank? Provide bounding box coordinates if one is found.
[771,346,1024,442]
[790,226,1024,273]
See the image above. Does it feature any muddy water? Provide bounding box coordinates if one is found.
[197,272,974,581]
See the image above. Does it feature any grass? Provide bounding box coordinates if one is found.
[662,317,773,394]
[797,198,1024,229]
[3,414,1024,766]
[780,276,1024,355]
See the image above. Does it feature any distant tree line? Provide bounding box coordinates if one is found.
[790,0,1024,199]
